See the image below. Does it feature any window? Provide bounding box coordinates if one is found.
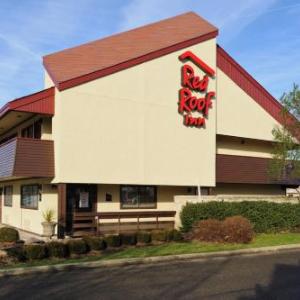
[21,185,40,209]
[120,186,156,209]
[21,119,42,139]
[4,186,13,207]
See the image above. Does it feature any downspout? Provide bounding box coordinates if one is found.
[197,185,202,202]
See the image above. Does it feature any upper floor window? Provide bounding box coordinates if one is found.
[4,185,13,207]
[120,185,157,209]
[21,119,42,139]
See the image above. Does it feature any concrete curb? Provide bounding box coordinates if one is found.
[1,243,300,277]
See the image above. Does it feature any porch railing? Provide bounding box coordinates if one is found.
[71,210,176,235]
[96,211,176,234]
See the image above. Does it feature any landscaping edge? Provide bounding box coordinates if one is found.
[1,243,300,277]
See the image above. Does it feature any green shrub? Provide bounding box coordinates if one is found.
[46,241,67,258]
[223,216,254,244]
[83,236,107,251]
[0,227,19,242]
[151,230,168,242]
[120,233,137,246]
[104,235,121,247]
[25,244,47,260]
[137,231,151,244]
[67,239,88,255]
[180,201,300,233]
[166,229,183,241]
[5,246,26,262]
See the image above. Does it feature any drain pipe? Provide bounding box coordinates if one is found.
[197,185,202,202]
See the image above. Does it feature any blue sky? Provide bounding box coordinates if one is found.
[0,0,299,105]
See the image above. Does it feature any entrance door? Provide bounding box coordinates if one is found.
[66,184,97,234]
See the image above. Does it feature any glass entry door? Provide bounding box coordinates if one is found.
[67,184,97,212]
[66,184,97,234]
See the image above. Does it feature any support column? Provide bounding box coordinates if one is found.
[57,183,67,239]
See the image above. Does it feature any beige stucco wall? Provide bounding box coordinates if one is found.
[44,72,54,89]
[216,135,274,158]
[212,183,285,196]
[1,179,58,235]
[97,184,188,213]
[217,69,281,141]
[51,39,217,186]
[97,184,189,224]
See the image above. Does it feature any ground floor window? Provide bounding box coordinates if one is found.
[21,184,40,209]
[4,186,13,207]
[120,185,157,208]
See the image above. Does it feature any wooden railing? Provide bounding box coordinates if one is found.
[96,211,176,233]
[70,211,176,235]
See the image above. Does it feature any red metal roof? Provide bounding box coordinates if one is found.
[43,12,218,91]
[42,12,297,140]
[217,45,284,125]
[0,87,55,118]
[217,45,299,138]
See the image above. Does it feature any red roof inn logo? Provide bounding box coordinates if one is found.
[178,51,215,128]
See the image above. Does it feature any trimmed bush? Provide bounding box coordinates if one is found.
[191,216,254,244]
[0,227,19,242]
[166,229,183,242]
[180,201,300,233]
[25,244,47,260]
[83,236,107,251]
[192,219,224,242]
[5,246,26,262]
[67,239,88,255]
[151,230,168,242]
[223,216,254,243]
[104,235,121,247]
[46,241,67,258]
[137,231,151,244]
[120,233,137,246]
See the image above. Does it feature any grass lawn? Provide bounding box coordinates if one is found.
[1,232,300,270]
[105,232,300,260]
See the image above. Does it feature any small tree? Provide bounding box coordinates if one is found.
[270,84,300,186]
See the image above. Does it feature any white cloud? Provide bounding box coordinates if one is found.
[0,0,110,104]
[118,0,300,98]
[0,0,298,104]
[118,0,278,44]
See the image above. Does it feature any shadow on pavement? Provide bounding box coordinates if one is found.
[239,260,300,299]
